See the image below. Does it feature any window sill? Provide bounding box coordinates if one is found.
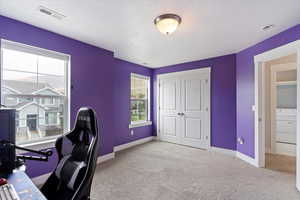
[129,121,152,129]
[16,137,58,154]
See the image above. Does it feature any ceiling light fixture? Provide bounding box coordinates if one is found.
[154,14,181,35]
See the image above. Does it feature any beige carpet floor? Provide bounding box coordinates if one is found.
[91,141,300,200]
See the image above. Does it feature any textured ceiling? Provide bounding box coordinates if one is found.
[0,0,300,68]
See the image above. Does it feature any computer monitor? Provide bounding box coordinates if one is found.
[0,108,16,173]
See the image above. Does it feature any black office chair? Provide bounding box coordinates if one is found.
[41,107,99,200]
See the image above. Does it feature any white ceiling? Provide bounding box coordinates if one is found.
[0,0,300,68]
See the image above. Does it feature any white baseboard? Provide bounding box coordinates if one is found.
[236,152,258,167]
[96,152,115,164]
[209,147,236,156]
[114,136,155,152]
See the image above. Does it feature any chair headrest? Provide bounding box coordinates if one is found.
[75,107,97,134]
[66,107,98,145]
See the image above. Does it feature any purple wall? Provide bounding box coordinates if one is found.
[114,59,154,146]
[0,15,153,178]
[0,15,115,177]
[1,13,298,178]
[236,24,300,158]
[153,54,237,150]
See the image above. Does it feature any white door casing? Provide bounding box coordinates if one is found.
[254,39,300,191]
[270,63,297,156]
[157,68,211,149]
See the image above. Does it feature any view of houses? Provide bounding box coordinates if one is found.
[2,77,65,144]
[130,75,148,122]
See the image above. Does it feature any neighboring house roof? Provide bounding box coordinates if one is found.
[3,79,63,96]
[8,101,30,110]
[2,86,21,94]
[10,101,60,112]
[46,106,63,112]
[18,75,65,94]
[3,80,50,94]
[3,77,64,112]
[16,102,46,111]
[32,87,63,96]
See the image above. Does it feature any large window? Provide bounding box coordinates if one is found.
[130,73,150,125]
[1,40,70,145]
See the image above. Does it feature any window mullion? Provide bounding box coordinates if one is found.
[36,55,40,132]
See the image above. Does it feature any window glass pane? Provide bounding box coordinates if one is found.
[130,75,149,123]
[38,55,65,76]
[2,70,37,85]
[131,100,147,122]
[38,74,66,95]
[3,49,37,73]
[131,76,148,99]
[131,100,138,122]
[1,44,69,145]
[19,106,39,144]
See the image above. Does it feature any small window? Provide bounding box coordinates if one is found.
[45,112,58,125]
[130,74,150,124]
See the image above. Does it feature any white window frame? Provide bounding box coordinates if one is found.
[0,39,71,149]
[129,73,152,128]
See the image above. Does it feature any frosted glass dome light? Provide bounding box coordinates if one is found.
[154,14,181,35]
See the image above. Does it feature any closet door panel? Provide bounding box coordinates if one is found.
[159,78,181,144]
[180,73,210,148]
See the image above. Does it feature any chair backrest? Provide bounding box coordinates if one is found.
[41,107,99,200]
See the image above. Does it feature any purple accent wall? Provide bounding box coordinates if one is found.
[114,59,154,146]
[236,24,300,158]
[0,15,154,178]
[0,15,115,177]
[153,54,237,150]
[1,13,298,178]
[24,151,58,178]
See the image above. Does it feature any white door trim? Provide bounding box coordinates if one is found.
[253,39,300,191]
[157,67,211,79]
[156,67,211,149]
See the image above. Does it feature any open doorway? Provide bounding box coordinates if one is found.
[264,54,297,174]
[254,40,300,191]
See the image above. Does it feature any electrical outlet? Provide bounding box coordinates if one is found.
[237,137,244,145]
[130,130,134,136]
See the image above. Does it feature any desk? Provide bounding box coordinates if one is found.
[0,170,46,200]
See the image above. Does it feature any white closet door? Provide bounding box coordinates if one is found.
[159,78,181,144]
[158,68,211,149]
[180,72,210,149]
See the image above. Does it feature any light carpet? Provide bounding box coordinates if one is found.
[91,141,300,200]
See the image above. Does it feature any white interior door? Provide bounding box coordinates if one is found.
[180,73,210,148]
[159,77,181,144]
[158,68,211,149]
